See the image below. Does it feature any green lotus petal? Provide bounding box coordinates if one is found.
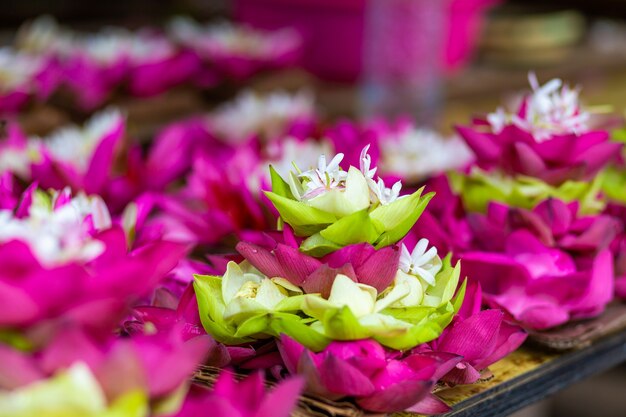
[379,306,436,324]
[451,278,468,313]
[269,165,295,199]
[302,294,337,321]
[375,301,455,350]
[234,314,271,338]
[264,191,337,235]
[223,297,269,323]
[300,233,343,257]
[322,306,370,340]
[269,312,331,352]
[193,275,253,345]
[372,188,434,248]
[274,294,306,312]
[422,255,461,307]
[450,168,604,214]
[320,209,382,245]
[301,209,383,256]
[375,314,450,350]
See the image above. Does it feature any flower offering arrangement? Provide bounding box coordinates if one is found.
[0,13,625,417]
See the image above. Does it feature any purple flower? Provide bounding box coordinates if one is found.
[278,335,461,414]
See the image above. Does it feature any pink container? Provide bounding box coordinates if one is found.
[234,0,500,82]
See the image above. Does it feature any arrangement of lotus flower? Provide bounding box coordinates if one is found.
[2,17,626,415]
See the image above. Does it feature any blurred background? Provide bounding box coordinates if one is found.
[1,0,626,415]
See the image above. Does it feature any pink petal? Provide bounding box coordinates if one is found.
[236,242,287,282]
[406,392,452,414]
[319,354,376,397]
[437,310,503,361]
[356,380,432,413]
[303,264,356,298]
[257,376,305,417]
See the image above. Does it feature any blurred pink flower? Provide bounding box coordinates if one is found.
[174,370,304,417]
[0,187,186,340]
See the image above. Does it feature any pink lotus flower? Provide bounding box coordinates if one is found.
[174,370,304,417]
[31,108,125,196]
[0,187,187,340]
[278,335,461,414]
[460,199,620,329]
[456,74,621,185]
[421,281,527,384]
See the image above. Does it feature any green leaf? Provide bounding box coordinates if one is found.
[269,165,295,200]
[264,191,337,235]
[372,188,434,248]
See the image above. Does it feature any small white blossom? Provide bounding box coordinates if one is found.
[399,239,442,285]
[487,72,590,142]
[370,178,402,206]
[360,144,403,205]
[299,152,347,200]
[359,144,377,180]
